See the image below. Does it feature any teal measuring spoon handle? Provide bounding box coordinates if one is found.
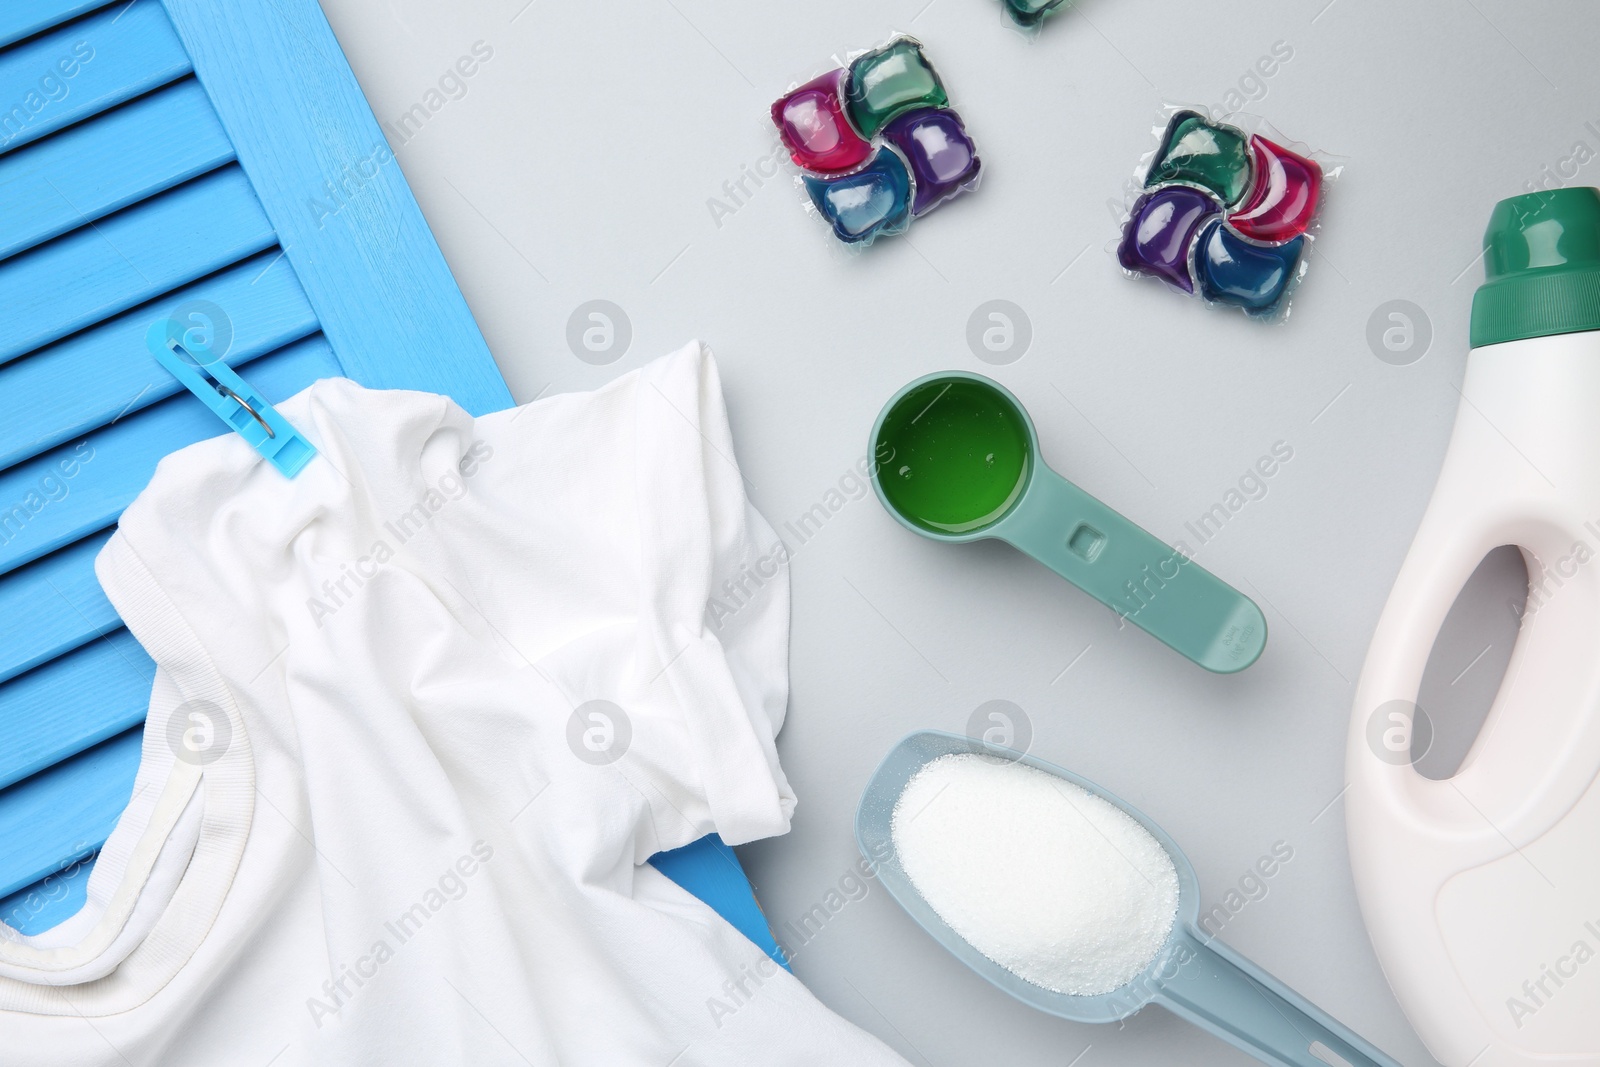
[1155,929,1403,1067]
[991,466,1266,673]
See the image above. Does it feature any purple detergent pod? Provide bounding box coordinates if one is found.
[770,36,982,248]
[1114,105,1342,322]
[882,107,981,217]
[1118,186,1219,293]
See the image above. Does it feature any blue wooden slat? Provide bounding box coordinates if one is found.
[0,164,277,364]
[0,727,142,899]
[0,248,318,469]
[0,333,341,575]
[0,76,233,260]
[164,0,511,415]
[0,530,116,684]
[0,848,97,935]
[0,0,113,52]
[0,0,189,155]
[0,0,188,155]
[0,628,151,790]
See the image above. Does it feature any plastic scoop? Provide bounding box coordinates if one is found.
[868,372,1265,673]
[857,731,1402,1067]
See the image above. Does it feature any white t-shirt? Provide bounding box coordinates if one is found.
[0,343,908,1066]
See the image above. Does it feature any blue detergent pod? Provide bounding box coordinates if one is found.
[803,147,912,245]
[1195,219,1304,314]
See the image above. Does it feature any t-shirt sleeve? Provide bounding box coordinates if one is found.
[448,342,795,855]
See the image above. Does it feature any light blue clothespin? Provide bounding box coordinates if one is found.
[146,320,317,477]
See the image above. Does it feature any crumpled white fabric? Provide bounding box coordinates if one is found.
[0,342,909,1066]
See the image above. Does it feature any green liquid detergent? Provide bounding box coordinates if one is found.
[877,378,1031,533]
[869,370,1268,673]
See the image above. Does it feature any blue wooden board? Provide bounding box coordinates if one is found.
[0,335,340,574]
[0,0,777,963]
[0,76,234,260]
[0,627,151,790]
[0,164,277,363]
[0,1,105,51]
[0,1,190,154]
[162,0,511,412]
[0,531,116,685]
[0,727,142,899]
[0,845,95,935]
[0,248,318,469]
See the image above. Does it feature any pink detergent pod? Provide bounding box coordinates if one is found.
[772,71,873,174]
[1230,136,1322,243]
[1114,106,1342,322]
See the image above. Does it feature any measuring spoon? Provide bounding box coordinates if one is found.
[869,372,1265,673]
[857,731,1403,1067]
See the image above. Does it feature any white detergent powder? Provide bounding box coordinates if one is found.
[891,753,1179,996]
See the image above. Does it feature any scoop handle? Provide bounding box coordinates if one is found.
[992,466,1266,673]
[1154,928,1403,1067]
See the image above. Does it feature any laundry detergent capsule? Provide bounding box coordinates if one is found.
[1114,106,1340,321]
[771,36,982,248]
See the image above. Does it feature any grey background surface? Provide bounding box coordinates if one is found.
[313,0,1596,1062]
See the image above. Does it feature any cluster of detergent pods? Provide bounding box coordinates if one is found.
[770,37,981,246]
[1118,110,1328,319]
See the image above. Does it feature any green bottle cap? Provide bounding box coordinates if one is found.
[1471,187,1600,348]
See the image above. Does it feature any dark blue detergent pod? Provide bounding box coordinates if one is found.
[1195,219,1305,314]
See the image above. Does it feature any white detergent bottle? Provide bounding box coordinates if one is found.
[1348,187,1600,1067]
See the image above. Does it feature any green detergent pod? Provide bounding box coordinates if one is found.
[845,38,948,138]
[1145,111,1252,206]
